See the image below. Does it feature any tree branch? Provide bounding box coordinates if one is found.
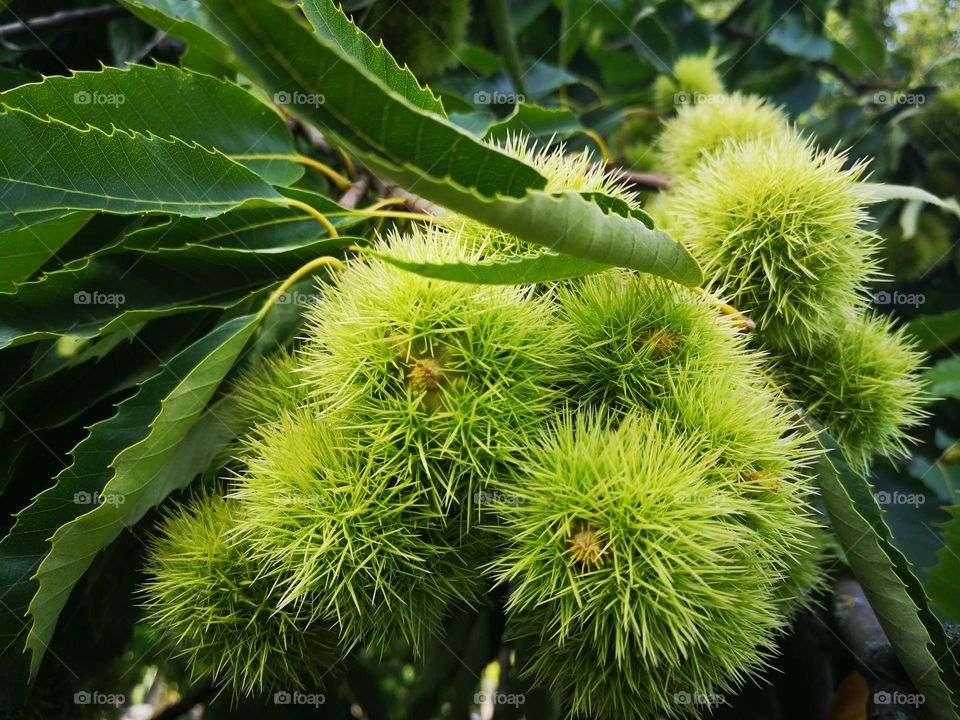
[0,5,129,40]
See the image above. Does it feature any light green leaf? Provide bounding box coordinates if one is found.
[0,212,92,291]
[24,314,259,676]
[813,430,960,719]
[0,106,282,217]
[1,63,302,185]
[360,248,607,284]
[861,182,960,219]
[0,318,245,691]
[191,0,702,284]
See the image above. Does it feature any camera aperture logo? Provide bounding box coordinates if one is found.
[74,290,125,308]
[274,90,325,108]
[273,690,325,707]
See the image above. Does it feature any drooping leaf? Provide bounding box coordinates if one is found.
[484,103,584,143]
[861,182,960,219]
[300,0,445,115]
[926,357,960,400]
[0,107,282,217]
[0,212,92,291]
[359,247,607,284]
[1,63,303,185]
[0,231,350,349]
[23,314,260,676]
[908,309,960,351]
[926,506,960,621]
[190,0,702,284]
[117,0,230,62]
[0,318,247,696]
[812,429,960,720]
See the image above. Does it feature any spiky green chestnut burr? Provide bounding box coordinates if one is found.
[775,311,927,470]
[555,269,754,412]
[652,54,725,114]
[364,0,470,77]
[556,270,824,615]
[142,494,340,695]
[667,133,881,351]
[656,92,791,178]
[300,226,568,513]
[231,409,483,653]
[489,411,812,719]
[440,135,641,257]
[231,348,309,431]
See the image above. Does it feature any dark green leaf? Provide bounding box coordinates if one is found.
[0,107,282,216]
[1,64,303,185]
[813,430,960,719]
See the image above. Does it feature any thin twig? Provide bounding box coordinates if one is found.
[371,176,441,215]
[606,165,670,191]
[0,5,129,39]
[338,174,371,209]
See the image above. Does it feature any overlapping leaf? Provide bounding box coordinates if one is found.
[192,0,702,284]
[1,63,302,185]
[361,248,607,284]
[0,229,349,349]
[813,430,960,719]
[0,107,282,216]
[0,317,247,695]
[0,212,91,291]
[22,314,259,676]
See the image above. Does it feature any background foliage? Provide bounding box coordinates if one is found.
[0,0,958,718]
